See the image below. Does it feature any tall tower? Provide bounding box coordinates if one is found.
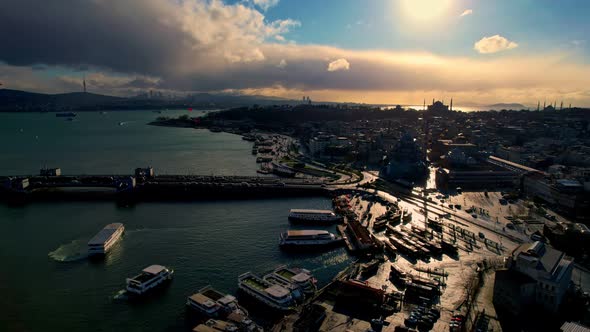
[423,99,426,111]
[450,98,453,111]
[83,75,87,93]
[537,101,540,111]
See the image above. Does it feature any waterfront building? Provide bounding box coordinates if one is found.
[493,241,573,314]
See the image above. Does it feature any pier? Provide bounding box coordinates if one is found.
[0,168,330,203]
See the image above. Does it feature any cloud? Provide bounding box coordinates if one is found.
[327,58,350,72]
[460,9,473,17]
[474,35,518,54]
[251,0,279,11]
[571,40,586,46]
[1,0,590,106]
[277,59,287,69]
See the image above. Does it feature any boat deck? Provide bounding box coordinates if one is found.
[131,272,156,284]
[242,277,267,290]
[276,269,296,279]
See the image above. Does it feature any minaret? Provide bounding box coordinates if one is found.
[569,103,572,111]
[423,99,426,111]
[83,75,87,93]
[560,101,563,111]
[543,100,546,110]
[450,98,453,111]
[537,101,540,111]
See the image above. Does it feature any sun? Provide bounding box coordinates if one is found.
[399,0,453,21]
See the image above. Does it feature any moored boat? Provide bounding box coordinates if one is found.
[288,209,342,224]
[279,230,343,249]
[271,266,317,296]
[187,285,247,318]
[237,272,294,311]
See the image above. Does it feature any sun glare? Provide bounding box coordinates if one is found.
[399,0,452,21]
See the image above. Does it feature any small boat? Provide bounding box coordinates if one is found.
[126,265,174,296]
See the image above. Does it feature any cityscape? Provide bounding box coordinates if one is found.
[1,1,590,332]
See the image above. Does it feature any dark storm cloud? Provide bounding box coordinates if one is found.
[0,0,190,75]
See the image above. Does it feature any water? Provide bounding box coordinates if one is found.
[0,111,352,332]
[0,110,258,175]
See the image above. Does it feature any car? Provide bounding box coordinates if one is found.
[472,214,478,218]
[506,223,515,230]
[478,232,485,239]
[454,204,462,210]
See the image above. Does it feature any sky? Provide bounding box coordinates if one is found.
[1,0,590,106]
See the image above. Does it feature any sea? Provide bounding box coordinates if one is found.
[0,111,353,332]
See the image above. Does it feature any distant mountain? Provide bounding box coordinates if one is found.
[0,89,300,112]
[0,89,124,111]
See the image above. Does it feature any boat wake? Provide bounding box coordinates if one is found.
[48,239,89,262]
[112,289,129,301]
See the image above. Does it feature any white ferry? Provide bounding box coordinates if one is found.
[126,265,174,295]
[187,285,246,318]
[279,230,343,248]
[87,223,124,256]
[288,209,342,224]
[238,272,294,311]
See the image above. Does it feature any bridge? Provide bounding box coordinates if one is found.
[0,167,332,203]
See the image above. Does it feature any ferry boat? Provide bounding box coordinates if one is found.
[87,223,124,256]
[288,209,343,224]
[270,266,317,296]
[279,230,343,249]
[187,286,247,318]
[126,265,174,295]
[237,272,294,311]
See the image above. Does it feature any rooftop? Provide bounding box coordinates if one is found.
[287,230,330,237]
[290,209,334,214]
[265,284,290,298]
[87,223,124,245]
[142,264,167,275]
[561,322,590,332]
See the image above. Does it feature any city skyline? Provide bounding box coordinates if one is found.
[1,0,590,106]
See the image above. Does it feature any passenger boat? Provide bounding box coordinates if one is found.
[87,223,124,256]
[288,209,343,224]
[187,285,247,318]
[270,266,317,296]
[237,272,294,311]
[279,230,343,249]
[126,265,174,295]
[197,319,238,332]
